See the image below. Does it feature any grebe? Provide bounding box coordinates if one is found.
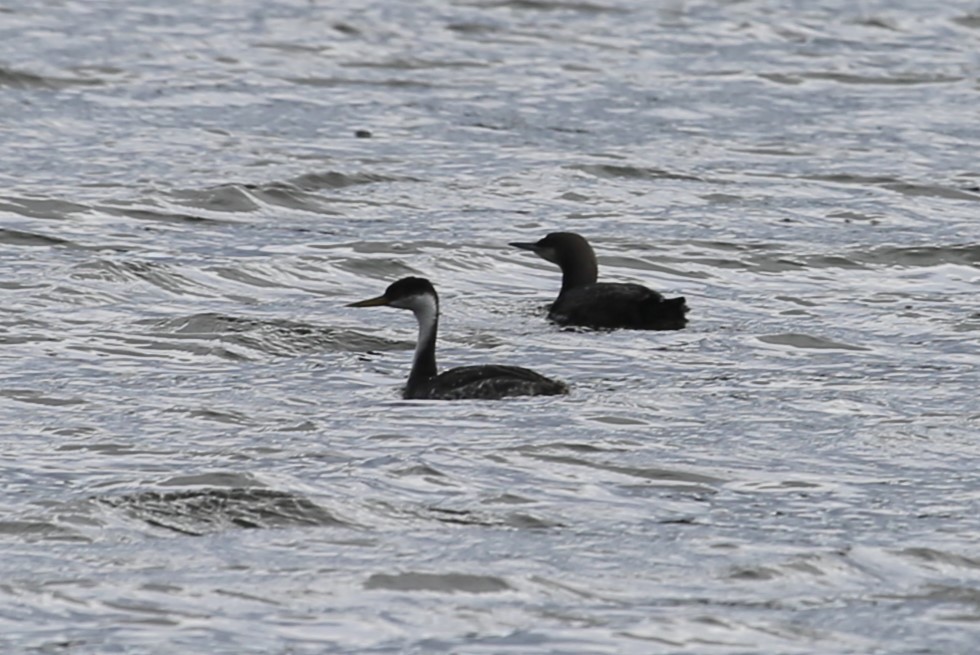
[349,277,568,400]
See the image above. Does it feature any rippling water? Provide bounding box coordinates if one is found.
[2,0,979,652]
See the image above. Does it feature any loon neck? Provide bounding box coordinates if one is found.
[407,293,439,390]
[558,257,598,296]
[550,233,599,295]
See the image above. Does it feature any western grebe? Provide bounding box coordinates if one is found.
[349,277,568,400]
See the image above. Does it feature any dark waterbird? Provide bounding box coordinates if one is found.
[510,232,688,330]
[348,277,568,400]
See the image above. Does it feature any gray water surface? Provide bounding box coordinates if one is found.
[2,0,979,653]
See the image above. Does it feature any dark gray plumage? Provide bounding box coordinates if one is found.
[510,232,688,330]
[348,277,568,400]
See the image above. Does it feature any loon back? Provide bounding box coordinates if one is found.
[550,282,688,330]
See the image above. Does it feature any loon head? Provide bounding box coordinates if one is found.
[510,232,599,289]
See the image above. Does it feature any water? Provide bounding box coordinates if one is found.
[1,0,979,652]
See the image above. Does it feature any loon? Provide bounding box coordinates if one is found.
[510,232,688,330]
[348,277,568,400]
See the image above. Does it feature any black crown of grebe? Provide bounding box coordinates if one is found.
[510,232,688,330]
[348,277,568,400]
